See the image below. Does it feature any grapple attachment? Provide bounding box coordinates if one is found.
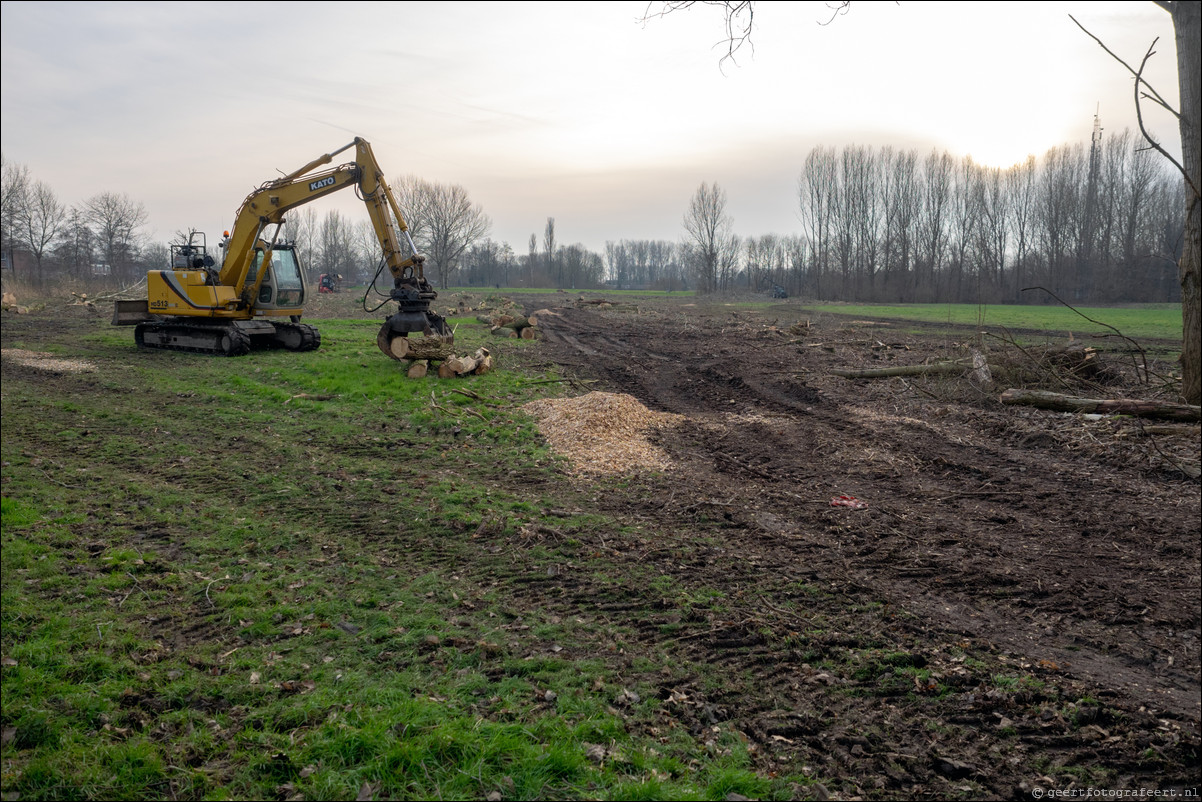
[375,282,453,360]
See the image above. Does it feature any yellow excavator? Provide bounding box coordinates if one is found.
[113,138,451,356]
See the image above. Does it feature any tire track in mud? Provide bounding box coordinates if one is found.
[533,303,1201,720]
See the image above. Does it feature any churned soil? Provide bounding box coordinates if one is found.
[510,294,1200,797]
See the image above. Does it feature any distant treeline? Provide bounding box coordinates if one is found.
[2,128,1183,304]
[792,131,1184,304]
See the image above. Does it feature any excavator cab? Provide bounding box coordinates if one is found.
[245,244,306,310]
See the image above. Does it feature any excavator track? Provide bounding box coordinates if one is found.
[268,322,321,352]
[134,319,320,356]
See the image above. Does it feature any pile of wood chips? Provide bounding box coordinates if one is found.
[1,348,96,374]
[522,391,684,476]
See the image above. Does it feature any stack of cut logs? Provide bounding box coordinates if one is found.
[385,337,494,379]
[481,309,555,340]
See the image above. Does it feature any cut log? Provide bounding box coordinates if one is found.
[527,309,559,327]
[832,361,967,379]
[406,359,428,379]
[520,326,541,340]
[389,336,456,362]
[438,361,457,379]
[999,389,1202,422]
[447,354,481,375]
[491,326,519,338]
[1139,424,1202,438]
[467,347,493,375]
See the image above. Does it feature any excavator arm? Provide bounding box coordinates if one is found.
[220,138,423,290]
[218,138,448,347]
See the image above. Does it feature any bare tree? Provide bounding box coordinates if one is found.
[945,156,983,302]
[82,192,148,284]
[682,181,737,294]
[391,176,491,288]
[17,180,66,287]
[390,174,437,254]
[544,217,558,287]
[1006,156,1038,302]
[968,164,1009,302]
[56,207,94,281]
[847,145,883,298]
[1034,145,1085,299]
[425,182,491,289]
[1,156,31,278]
[915,149,952,302]
[799,146,837,298]
[527,233,539,286]
[558,243,605,289]
[462,239,515,287]
[883,148,920,301]
[285,207,319,277]
[605,240,624,285]
[315,210,356,284]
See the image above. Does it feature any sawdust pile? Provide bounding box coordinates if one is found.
[522,391,684,476]
[1,348,96,374]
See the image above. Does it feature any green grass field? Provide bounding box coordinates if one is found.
[800,303,1183,342]
[0,316,798,801]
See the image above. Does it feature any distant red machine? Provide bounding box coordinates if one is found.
[318,273,342,293]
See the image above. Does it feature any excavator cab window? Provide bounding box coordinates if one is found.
[246,250,264,288]
[269,248,305,308]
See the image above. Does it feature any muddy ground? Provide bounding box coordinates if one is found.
[3,292,1199,799]
[509,295,1201,797]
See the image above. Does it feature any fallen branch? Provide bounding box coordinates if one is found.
[1020,285,1151,383]
[999,389,1201,422]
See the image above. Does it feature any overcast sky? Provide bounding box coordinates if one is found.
[0,1,1183,256]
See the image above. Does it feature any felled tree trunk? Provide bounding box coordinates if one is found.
[390,336,456,361]
[999,389,1202,422]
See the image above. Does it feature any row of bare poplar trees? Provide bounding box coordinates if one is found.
[793,131,1183,304]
